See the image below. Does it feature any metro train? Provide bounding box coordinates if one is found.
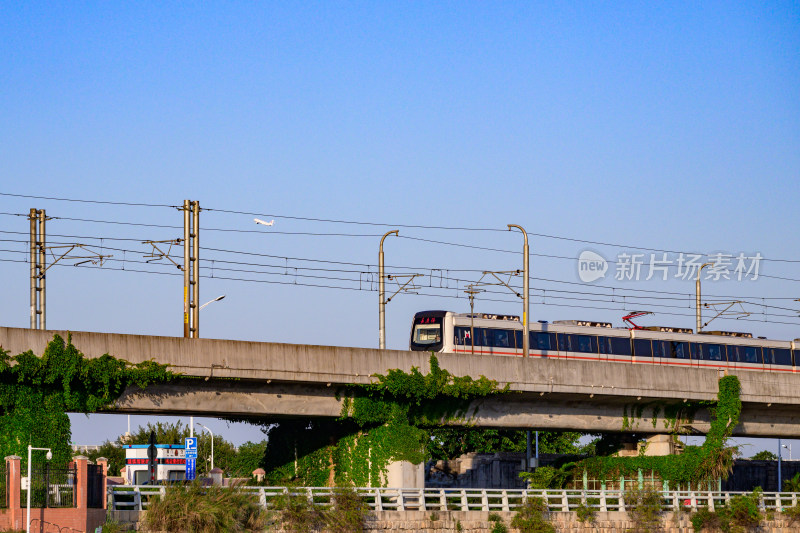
[409,310,798,373]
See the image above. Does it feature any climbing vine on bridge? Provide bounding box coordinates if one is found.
[261,354,509,486]
[576,375,742,485]
[0,334,174,466]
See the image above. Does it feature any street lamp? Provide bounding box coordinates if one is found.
[199,295,226,310]
[26,445,52,533]
[507,225,530,358]
[695,262,712,333]
[784,443,792,461]
[196,423,214,472]
[378,230,399,349]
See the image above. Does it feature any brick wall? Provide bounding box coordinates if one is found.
[0,455,107,533]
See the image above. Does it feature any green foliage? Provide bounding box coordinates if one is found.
[690,490,763,533]
[428,427,583,461]
[625,487,663,533]
[326,487,369,533]
[84,440,125,476]
[226,440,268,479]
[783,503,800,525]
[270,492,325,532]
[0,335,172,466]
[749,450,777,461]
[488,511,508,533]
[783,472,800,492]
[575,501,596,523]
[519,465,574,489]
[511,497,556,533]
[576,376,741,486]
[143,482,268,532]
[98,519,134,533]
[263,355,510,486]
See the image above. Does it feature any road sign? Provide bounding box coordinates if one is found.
[186,457,196,480]
[185,437,198,480]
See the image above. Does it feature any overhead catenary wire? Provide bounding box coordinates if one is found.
[1,254,798,329]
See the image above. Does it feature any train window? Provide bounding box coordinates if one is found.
[633,339,652,357]
[515,331,522,349]
[492,329,512,348]
[413,324,441,345]
[572,335,596,353]
[652,340,668,358]
[475,328,491,347]
[533,332,555,351]
[557,333,567,352]
[698,344,725,361]
[454,327,469,346]
[765,348,792,366]
[731,345,761,364]
[668,341,691,359]
[608,337,632,356]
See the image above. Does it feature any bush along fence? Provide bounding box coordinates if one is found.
[107,485,800,533]
[109,485,800,513]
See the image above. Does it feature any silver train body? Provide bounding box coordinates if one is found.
[409,310,798,373]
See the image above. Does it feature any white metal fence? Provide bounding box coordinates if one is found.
[108,486,800,513]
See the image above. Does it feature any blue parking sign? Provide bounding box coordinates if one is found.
[185,437,198,480]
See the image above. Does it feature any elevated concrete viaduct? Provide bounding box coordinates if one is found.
[1,326,798,437]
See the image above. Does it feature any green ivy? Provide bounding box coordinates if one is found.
[576,375,741,485]
[262,354,508,486]
[0,334,173,466]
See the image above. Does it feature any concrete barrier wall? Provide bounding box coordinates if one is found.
[107,509,800,532]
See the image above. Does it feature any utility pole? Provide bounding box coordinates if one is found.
[508,225,530,357]
[182,200,200,338]
[695,262,712,333]
[378,230,398,349]
[29,209,46,329]
[464,285,484,355]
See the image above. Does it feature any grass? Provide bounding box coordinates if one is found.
[142,482,268,532]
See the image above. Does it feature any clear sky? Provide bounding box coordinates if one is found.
[1,2,798,455]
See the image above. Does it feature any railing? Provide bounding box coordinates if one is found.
[23,464,76,508]
[108,486,800,513]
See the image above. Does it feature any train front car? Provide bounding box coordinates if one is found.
[409,310,450,353]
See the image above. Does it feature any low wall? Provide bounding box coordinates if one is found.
[108,509,800,532]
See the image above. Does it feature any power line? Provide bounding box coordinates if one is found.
[0,192,172,208]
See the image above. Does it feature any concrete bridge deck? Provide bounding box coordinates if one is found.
[1,326,798,437]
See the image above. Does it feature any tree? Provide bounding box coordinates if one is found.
[84,441,125,476]
[750,450,777,461]
[226,440,268,478]
[427,428,585,461]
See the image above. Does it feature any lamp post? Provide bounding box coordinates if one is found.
[695,262,712,333]
[784,443,792,461]
[779,438,783,492]
[378,230,399,349]
[26,445,52,533]
[199,295,226,311]
[507,225,530,358]
[196,423,214,472]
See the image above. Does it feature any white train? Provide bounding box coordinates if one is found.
[409,310,797,373]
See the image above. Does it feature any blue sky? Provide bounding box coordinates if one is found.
[1,2,798,453]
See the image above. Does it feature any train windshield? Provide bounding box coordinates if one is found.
[412,324,441,345]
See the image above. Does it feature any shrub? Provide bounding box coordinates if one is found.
[576,500,596,523]
[783,503,800,525]
[325,487,370,533]
[690,490,763,533]
[625,487,663,533]
[143,482,268,532]
[270,491,325,532]
[488,512,508,533]
[511,497,556,533]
